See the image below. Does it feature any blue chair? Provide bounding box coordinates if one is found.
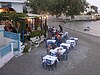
[41,55,46,69]
[56,40,62,47]
[46,59,53,71]
[61,46,69,52]
[50,52,57,57]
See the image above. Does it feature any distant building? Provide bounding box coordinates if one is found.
[0,0,26,13]
[84,3,98,14]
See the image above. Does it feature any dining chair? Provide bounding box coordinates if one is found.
[45,59,53,71]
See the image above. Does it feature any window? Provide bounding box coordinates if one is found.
[1,3,12,8]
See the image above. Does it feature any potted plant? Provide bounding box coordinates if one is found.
[34,42,39,47]
[22,45,30,53]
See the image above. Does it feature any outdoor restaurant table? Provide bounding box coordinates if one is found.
[69,37,78,45]
[66,40,76,47]
[43,55,58,65]
[46,39,56,49]
[49,47,66,55]
[47,39,56,43]
[60,43,71,49]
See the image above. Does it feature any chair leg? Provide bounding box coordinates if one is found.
[65,54,68,60]
[54,61,57,68]
[51,65,53,70]
[48,65,50,71]
[45,65,50,71]
[42,62,45,69]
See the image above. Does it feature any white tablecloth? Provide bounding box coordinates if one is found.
[47,40,56,43]
[69,37,78,41]
[43,55,58,65]
[66,40,76,47]
[60,43,71,49]
[49,47,66,55]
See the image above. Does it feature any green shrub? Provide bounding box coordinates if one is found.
[38,30,45,36]
[29,31,40,37]
[23,45,30,53]
[29,30,45,38]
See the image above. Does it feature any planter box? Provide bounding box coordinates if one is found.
[36,36,40,41]
[34,43,39,47]
[40,35,45,42]
[30,37,37,43]
[28,48,32,52]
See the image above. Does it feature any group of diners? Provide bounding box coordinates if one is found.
[41,27,78,71]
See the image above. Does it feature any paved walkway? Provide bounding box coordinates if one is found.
[0,21,100,75]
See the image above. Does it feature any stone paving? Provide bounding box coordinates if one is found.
[0,21,100,75]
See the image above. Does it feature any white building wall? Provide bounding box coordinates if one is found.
[0,3,1,7]
[12,3,23,13]
[0,1,24,13]
[0,0,24,3]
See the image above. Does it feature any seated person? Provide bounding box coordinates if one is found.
[56,35,62,47]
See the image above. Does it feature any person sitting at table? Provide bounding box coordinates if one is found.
[47,44,52,54]
[56,35,62,47]
[51,27,55,37]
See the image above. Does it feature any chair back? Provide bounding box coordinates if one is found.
[46,59,52,65]
[50,52,56,57]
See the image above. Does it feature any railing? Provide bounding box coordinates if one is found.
[0,44,12,58]
[0,30,3,32]
[4,31,20,40]
[10,41,18,51]
[4,31,21,51]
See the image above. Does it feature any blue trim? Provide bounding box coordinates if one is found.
[18,33,21,51]
[0,30,4,32]
[4,31,20,51]
[0,44,12,58]
[4,31,20,40]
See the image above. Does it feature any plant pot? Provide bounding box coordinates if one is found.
[28,48,32,52]
[35,43,39,47]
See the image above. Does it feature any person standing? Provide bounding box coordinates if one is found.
[59,25,63,32]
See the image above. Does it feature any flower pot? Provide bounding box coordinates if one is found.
[35,43,39,47]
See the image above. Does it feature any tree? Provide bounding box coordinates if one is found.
[67,0,86,18]
[29,0,49,14]
[48,0,67,17]
[29,0,86,17]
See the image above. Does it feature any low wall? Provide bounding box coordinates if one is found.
[0,25,5,30]
[0,43,14,68]
[0,25,5,37]
[0,37,16,46]
[73,15,97,21]
[0,52,14,68]
[0,31,3,37]
[4,31,21,51]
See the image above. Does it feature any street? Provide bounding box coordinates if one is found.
[0,21,100,75]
